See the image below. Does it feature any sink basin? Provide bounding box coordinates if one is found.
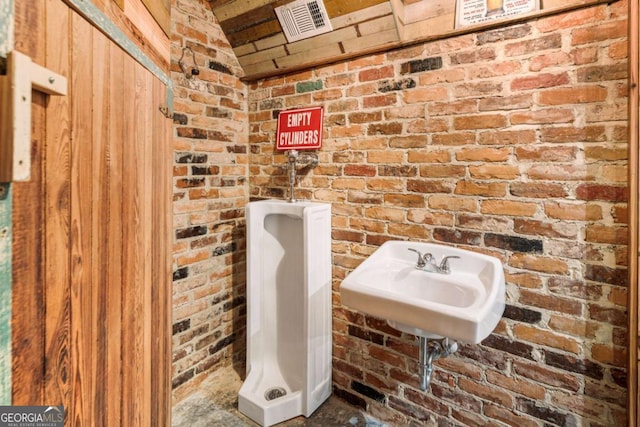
[339,241,505,343]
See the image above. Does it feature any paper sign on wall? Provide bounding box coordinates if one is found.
[276,106,323,150]
[455,0,539,28]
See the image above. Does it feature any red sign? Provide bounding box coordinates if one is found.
[276,106,323,150]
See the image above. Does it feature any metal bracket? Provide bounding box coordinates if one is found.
[0,51,68,182]
[159,105,173,119]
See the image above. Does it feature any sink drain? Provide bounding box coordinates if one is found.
[264,387,287,401]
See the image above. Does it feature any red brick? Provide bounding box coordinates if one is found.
[536,5,606,33]
[450,47,496,64]
[385,105,426,119]
[430,99,478,116]
[506,272,543,289]
[519,289,580,315]
[432,132,476,146]
[578,63,627,83]
[455,181,507,197]
[325,73,355,87]
[368,122,403,135]
[407,179,453,194]
[544,202,602,221]
[363,94,397,108]
[457,214,512,232]
[420,165,466,178]
[451,409,487,427]
[403,87,449,103]
[540,125,606,143]
[576,183,627,202]
[510,182,568,198]
[366,178,404,191]
[485,370,545,400]
[515,218,577,239]
[483,404,539,427]
[588,303,627,327]
[513,360,580,392]
[431,383,482,413]
[188,188,220,199]
[505,33,562,56]
[384,194,425,208]
[419,68,465,84]
[407,209,454,226]
[609,39,628,60]
[454,114,507,130]
[585,224,628,244]
[456,147,510,162]
[348,189,384,205]
[453,81,501,98]
[548,315,600,339]
[176,249,210,267]
[407,117,449,133]
[428,195,477,212]
[332,229,364,243]
[437,358,483,381]
[348,217,386,234]
[388,223,429,239]
[330,125,366,138]
[479,129,536,145]
[539,86,608,105]
[571,20,628,46]
[551,394,609,424]
[384,135,422,149]
[349,111,383,123]
[513,324,580,353]
[347,83,377,97]
[515,146,577,162]
[469,61,522,79]
[407,149,451,163]
[611,205,629,224]
[591,343,626,367]
[529,52,572,72]
[458,378,514,407]
[479,94,533,111]
[511,72,570,91]
[509,108,573,124]
[528,164,592,181]
[469,165,520,180]
[571,46,599,65]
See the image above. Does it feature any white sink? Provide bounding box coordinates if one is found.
[339,241,505,343]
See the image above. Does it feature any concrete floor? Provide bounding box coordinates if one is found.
[172,369,389,427]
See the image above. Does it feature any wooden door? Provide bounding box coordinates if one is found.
[11,1,172,425]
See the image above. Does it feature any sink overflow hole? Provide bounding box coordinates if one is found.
[264,387,287,401]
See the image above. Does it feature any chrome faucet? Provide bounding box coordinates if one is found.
[408,248,460,274]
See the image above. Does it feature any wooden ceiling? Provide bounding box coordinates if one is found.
[208,0,447,80]
[207,0,612,81]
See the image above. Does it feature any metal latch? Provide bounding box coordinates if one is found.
[0,51,68,182]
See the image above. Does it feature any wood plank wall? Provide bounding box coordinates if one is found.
[12,1,171,425]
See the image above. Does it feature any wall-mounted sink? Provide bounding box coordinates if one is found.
[340,241,505,343]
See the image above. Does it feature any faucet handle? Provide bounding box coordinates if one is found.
[408,248,426,268]
[439,256,460,274]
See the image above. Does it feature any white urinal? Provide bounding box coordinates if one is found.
[238,200,332,427]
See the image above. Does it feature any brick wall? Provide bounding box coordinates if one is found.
[248,1,629,425]
[170,0,249,402]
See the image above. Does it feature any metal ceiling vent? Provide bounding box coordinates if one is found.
[275,0,333,43]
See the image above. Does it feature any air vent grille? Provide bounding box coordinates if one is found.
[275,0,333,43]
